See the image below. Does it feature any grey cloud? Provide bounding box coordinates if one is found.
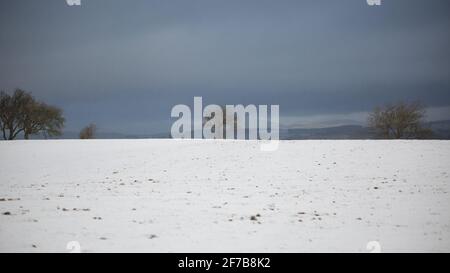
[1,0,449,134]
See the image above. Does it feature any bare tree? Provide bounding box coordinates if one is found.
[0,89,33,140]
[369,102,432,139]
[0,89,64,140]
[203,106,238,139]
[79,123,97,139]
[23,102,65,139]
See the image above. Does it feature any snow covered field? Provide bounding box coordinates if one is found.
[0,139,449,253]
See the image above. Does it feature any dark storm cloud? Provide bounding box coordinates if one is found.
[1,0,449,133]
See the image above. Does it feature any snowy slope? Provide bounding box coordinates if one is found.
[0,140,449,252]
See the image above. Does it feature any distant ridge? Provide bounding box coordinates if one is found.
[284,125,373,140]
[285,120,450,140]
[34,120,450,140]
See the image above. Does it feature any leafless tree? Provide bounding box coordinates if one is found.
[0,89,64,140]
[203,106,238,139]
[369,102,432,139]
[23,102,65,139]
[79,123,97,139]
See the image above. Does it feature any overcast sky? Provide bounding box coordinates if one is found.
[1,0,449,134]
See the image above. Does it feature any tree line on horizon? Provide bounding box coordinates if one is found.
[0,89,97,140]
[0,88,435,140]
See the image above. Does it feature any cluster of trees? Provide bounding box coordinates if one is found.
[1,89,99,140]
[0,89,65,140]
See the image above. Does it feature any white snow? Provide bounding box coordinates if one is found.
[0,139,449,252]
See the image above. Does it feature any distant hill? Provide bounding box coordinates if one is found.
[285,120,450,140]
[32,120,450,140]
[44,131,170,140]
[284,125,373,140]
[428,120,450,139]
